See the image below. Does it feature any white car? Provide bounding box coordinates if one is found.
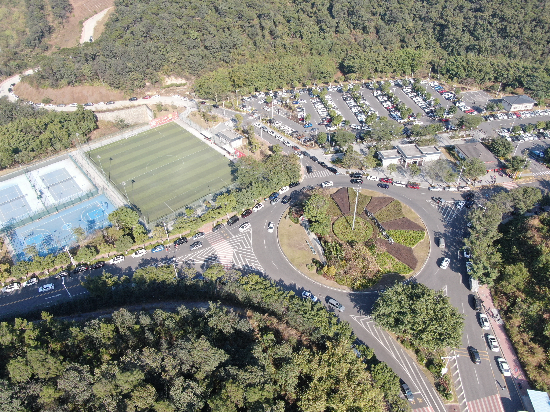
[22,277,38,287]
[267,222,274,233]
[38,283,54,293]
[466,261,473,274]
[429,186,443,191]
[478,313,490,330]
[463,248,471,258]
[2,283,21,293]
[456,200,465,208]
[69,103,78,107]
[252,203,264,212]
[487,334,500,352]
[321,181,333,188]
[497,357,511,376]
[132,249,147,258]
[301,291,319,302]
[239,222,251,232]
[440,258,450,269]
[108,255,125,264]
[279,186,289,194]
[366,175,378,181]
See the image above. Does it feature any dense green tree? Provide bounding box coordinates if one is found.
[303,193,331,236]
[372,283,464,350]
[489,137,514,158]
[115,235,134,253]
[461,158,487,181]
[507,156,529,174]
[108,207,140,231]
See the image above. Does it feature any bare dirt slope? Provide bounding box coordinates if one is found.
[48,0,115,49]
[80,7,113,44]
[14,82,125,104]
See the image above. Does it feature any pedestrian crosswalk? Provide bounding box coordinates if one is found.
[467,394,505,412]
[304,169,334,179]
[532,170,550,176]
[426,199,466,222]
[500,181,518,190]
[177,230,264,274]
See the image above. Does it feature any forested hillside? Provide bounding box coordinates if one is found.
[23,0,550,99]
[0,271,407,411]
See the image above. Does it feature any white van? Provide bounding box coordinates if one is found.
[394,181,406,187]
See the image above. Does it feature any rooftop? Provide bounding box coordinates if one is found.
[528,390,550,412]
[457,143,499,165]
[377,149,401,159]
[418,146,441,155]
[397,144,422,158]
[502,94,536,105]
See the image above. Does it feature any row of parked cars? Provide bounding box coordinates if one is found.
[430,81,477,115]
[486,109,550,122]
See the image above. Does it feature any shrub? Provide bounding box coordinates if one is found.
[333,216,373,243]
[375,200,404,223]
[387,230,425,247]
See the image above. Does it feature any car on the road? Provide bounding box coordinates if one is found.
[193,232,205,240]
[129,97,138,101]
[366,175,378,181]
[328,298,345,312]
[306,166,313,174]
[289,182,300,188]
[54,270,69,279]
[377,183,389,189]
[301,290,319,302]
[497,357,511,376]
[91,261,105,270]
[456,200,466,208]
[106,101,115,105]
[212,223,224,232]
[2,282,21,293]
[281,195,291,204]
[253,203,264,212]
[239,222,251,232]
[270,197,280,205]
[228,215,240,225]
[350,173,362,179]
[108,255,125,264]
[151,245,165,253]
[321,181,333,188]
[429,186,443,191]
[174,237,188,245]
[440,257,450,269]
[466,261,473,274]
[190,241,203,250]
[267,222,274,233]
[69,103,78,107]
[73,265,89,274]
[486,334,500,352]
[279,186,289,194]
[432,197,445,204]
[22,277,38,287]
[57,103,66,107]
[380,177,393,184]
[241,209,252,218]
[142,95,151,99]
[83,102,94,107]
[401,382,414,401]
[132,249,148,258]
[350,178,363,184]
[406,182,420,189]
[468,346,481,364]
[478,313,490,330]
[39,283,54,293]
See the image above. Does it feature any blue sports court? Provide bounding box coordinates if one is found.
[0,185,34,224]
[9,194,115,261]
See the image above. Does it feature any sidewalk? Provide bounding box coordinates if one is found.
[478,285,530,407]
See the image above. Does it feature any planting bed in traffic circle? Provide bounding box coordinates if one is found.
[291,187,428,291]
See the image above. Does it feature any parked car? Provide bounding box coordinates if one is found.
[108,255,125,264]
[192,232,205,240]
[429,186,443,191]
[270,197,280,205]
[129,97,138,101]
[486,334,500,352]
[281,195,291,204]
[406,182,420,189]
[38,283,54,293]
[401,383,414,401]
[106,101,115,105]
[54,270,69,279]
[174,237,188,245]
[301,291,319,302]
[212,223,224,232]
[366,175,378,181]
[132,249,148,258]
[241,209,252,218]
[252,203,264,212]
[350,178,363,184]
[497,357,511,376]
[321,181,333,188]
[151,245,165,253]
[439,237,445,249]
[239,222,251,232]
[463,247,471,258]
[478,313,490,330]
[466,261,473,274]
[377,183,390,189]
[474,296,483,311]
[190,241,203,250]
[380,177,393,184]
[328,298,345,312]
[22,277,38,287]
[306,166,313,174]
[279,186,289,194]
[228,215,240,225]
[91,261,105,270]
[289,182,300,188]
[468,346,481,364]
[2,282,21,293]
[73,265,89,274]
[440,258,450,269]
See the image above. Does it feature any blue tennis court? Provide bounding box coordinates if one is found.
[0,185,33,224]
[9,194,115,261]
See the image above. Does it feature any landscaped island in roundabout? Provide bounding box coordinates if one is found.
[280,187,429,290]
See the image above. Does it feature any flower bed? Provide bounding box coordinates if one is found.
[375,238,418,270]
[374,200,405,223]
[365,196,393,214]
[333,216,373,243]
[383,217,424,231]
[330,187,350,215]
[387,230,425,247]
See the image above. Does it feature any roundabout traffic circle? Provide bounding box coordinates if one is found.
[278,186,430,291]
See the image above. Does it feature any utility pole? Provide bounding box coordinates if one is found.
[352,186,360,230]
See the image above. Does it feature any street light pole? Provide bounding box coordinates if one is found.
[352,186,360,230]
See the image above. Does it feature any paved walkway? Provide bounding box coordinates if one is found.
[478,285,530,407]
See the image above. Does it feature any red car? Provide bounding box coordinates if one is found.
[142,95,151,99]
[407,182,420,189]
[380,178,393,184]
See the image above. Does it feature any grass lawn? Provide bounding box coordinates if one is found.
[88,122,233,223]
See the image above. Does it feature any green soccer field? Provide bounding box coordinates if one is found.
[88,122,234,223]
